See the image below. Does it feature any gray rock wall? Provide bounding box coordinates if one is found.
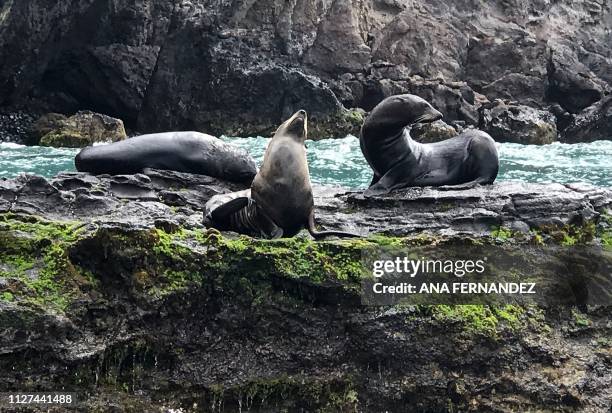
[0,0,610,139]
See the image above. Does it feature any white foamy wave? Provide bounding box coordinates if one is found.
[0,142,26,149]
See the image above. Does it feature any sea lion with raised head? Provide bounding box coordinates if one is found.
[360,94,499,196]
[204,110,357,239]
[75,132,257,183]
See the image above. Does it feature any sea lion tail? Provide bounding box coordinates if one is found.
[307,212,360,239]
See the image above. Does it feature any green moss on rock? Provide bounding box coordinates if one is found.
[39,129,91,148]
[430,304,526,337]
[0,214,89,310]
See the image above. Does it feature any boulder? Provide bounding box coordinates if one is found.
[560,96,612,143]
[28,112,68,144]
[480,101,557,145]
[410,120,458,143]
[546,45,607,114]
[33,111,127,148]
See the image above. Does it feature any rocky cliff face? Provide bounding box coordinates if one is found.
[0,0,610,139]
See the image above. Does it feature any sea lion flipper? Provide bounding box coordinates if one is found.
[306,211,359,239]
[364,169,406,197]
[436,177,491,191]
[209,196,250,221]
[370,173,381,186]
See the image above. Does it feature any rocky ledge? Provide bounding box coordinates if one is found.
[0,171,611,412]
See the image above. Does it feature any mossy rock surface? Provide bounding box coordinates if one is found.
[0,212,610,412]
[39,129,90,147]
[32,111,127,148]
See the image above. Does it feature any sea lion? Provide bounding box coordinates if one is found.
[360,94,499,195]
[204,110,357,239]
[75,132,257,183]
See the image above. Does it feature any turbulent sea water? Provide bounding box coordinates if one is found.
[0,137,611,188]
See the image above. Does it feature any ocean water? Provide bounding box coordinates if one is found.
[0,137,610,188]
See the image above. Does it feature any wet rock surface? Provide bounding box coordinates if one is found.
[1,170,610,237]
[0,0,611,139]
[0,170,611,412]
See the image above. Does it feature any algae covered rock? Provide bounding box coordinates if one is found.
[309,107,366,139]
[33,111,127,148]
[410,119,458,143]
[0,211,610,412]
[480,101,557,145]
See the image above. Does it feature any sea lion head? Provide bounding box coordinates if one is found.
[274,109,307,141]
[365,94,443,133]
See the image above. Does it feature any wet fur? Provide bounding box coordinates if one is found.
[360,94,499,196]
[204,111,358,239]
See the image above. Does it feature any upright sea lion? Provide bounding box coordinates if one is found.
[360,94,499,195]
[75,132,257,183]
[204,110,357,239]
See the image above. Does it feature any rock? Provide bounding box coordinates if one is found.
[0,110,37,144]
[549,103,576,133]
[560,96,612,143]
[34,111,127,148]
[410,120,458,143]
[370,9,468,80]
[1,1,611,137]
[28,112,68,144]
[1,170,610,239]
[303,1,371,74]
[0,170,610,411]
[481,73,547,109]
[42,44,161,124]
[465,35,549,107]
[360,76,480,126]
[139,46,348,137]
[480,101,557,145]
[546,45,607,114]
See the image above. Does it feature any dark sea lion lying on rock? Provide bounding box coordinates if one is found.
[75,132,257,183]
[204,110,357,239]
[360,94,499,196]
